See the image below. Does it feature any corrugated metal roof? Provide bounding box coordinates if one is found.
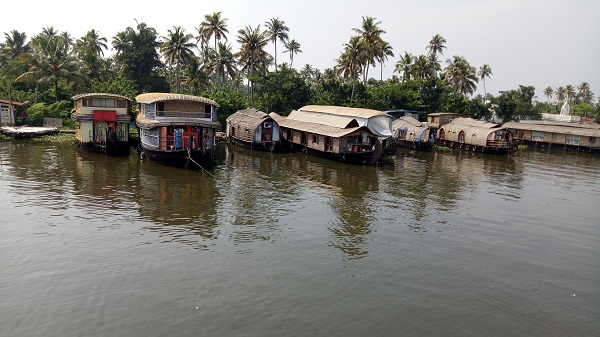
[299,105,388,119]
[503,121,600,137]
[135,93,220,107]
[71,93,132,101]
[270,112,367,137]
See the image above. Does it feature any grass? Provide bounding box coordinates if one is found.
[30,132,76,143]
[433,144,450,151]
[517,144,528,150]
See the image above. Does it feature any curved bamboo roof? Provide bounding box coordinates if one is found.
[288,109,356,129]
[136,113,219,129]
[71,93,132,101]
[440,117,509,147]
[392,116,429,138]
[299,105,388,119]
[135,93,220,107]
[270,112,370,138]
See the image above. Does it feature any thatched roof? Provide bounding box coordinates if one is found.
[299,105,388,119]
[71,93,132,101]
[227,109,276,142]
[135,93,219,107]
[392,116,429,137]
[270,112,370,138]
[440,117,508,147]
[287,109,356,128]
[503,120,600,137]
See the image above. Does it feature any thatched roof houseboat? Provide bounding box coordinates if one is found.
[437,117,516,155]
[503,119,600,153]
[226,109,281,151]
[71,93,132,155]
[135,93,220,170]
[427,112,467,130]
[270,105,388,165]
[391,116,434,151]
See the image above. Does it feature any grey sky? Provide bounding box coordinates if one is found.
[2,0,598,102]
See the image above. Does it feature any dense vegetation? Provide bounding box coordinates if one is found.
[1,15,598,129]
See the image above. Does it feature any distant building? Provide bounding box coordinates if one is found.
[0,99,24,126]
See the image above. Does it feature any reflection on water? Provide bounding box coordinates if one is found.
[1,139,599,337]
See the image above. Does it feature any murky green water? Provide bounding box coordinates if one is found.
[1,139,599,336]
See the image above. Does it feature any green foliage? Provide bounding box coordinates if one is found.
[518,144,528,150]
[209,86,248,127]
[89,76,137,101]
[496,85,540,122]
[252,65,311,114]
[25,100,73,128]
[365,83,423,111]
[570,103,596,118]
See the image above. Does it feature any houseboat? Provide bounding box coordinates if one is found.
[385,109,420,120]
[391,116,434,151]
[503,118,600,153]
[436,117,517,155]
[135,93,220,170]
[225,108,281,151]
[71,93,133,155]
[269,105,389,165]
[426,112,467,130]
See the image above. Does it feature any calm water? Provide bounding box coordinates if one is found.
[1,139,599,337]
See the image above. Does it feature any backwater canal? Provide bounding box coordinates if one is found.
[1,139,599,336]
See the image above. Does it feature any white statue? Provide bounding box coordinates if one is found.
[560,99,570,116]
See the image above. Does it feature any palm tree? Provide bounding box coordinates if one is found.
[283,39,302,68]
[180,56,210,95]
[375,40,394,81]
[565,84,576,103]
[198,12,229,53]
[2,30,31,60]
[543,86,554,103]
[300,64,314,82]
[426,34,447,58]
[160,26,196,93]
[555,86,566,102]
[235,25,271,107]
[412,55,435,80]
[214,42,237,86]
[353,16,385,83]
[477,64,492,102]
[394,52,413,82]
[264,18,289,72]
[335,36,366,103]
[74,29,108,57]
[16,34,86,101]
[443,55,478,96]
[577,82,592,104]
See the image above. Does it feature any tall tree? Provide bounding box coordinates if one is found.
[198,12,229,53]
[235,25,271,107]
[477,64,492,102]
[112,21,167,93]
[394,52,413,82]
[565,84,576,103]
[375,40,394,81]
[412,55,436,80]
[283,39,302,68]
[2,30,31,60]
[16,33,86,101]
[160,26,196,93]
[264,18,289,72]
[426,34,447,59]
[555,86,566,102]
[543,86,554,103]
[335,36,366,103]
[214,42,237,86]
[577,82,593,104]
[353,16,385,83]
[74,29,108,57]
[180,56,210,95]
[443,55,478,96]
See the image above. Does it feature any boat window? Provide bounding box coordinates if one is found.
[532,131,544,141]
[325,137,332,151]
[312,135,318,144]
[552,133,558,140]
[566,134,580,145]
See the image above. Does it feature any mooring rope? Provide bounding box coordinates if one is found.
[187,147,214,177]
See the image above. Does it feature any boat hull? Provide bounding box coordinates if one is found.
[516,139,600,153]
[76,140,131,156]
[138,146,215,170]
[228,137,280,152]
[395,140,433,152]
[439,140,517,156]
[286,140,383,165]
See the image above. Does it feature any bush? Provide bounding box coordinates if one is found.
[25,101,73,128]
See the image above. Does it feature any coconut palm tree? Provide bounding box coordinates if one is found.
[335,35,366,103]
[198,12,229,53]
[2,30,31,60]
[353,16,385,83]
[477,64,492,102]
[375,40,394,81]
[283,39,302,68]
[394,52,413,82]
[214,42,237,86]
[235,25,271,107]
[577,82,592,104]
[555,86,566,102]
[264,18,289,72]
[543,86,554,103]
[160,26,196,93]
[565,84,576,103]
[74,29,108,57]
[412,55,435,80]
[16,34,86,101]
[426,34,447,59]
[443,55,478,96]
[180,56,210,95]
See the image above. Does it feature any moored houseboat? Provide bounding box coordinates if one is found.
[426,112,467,130]
[391,116,434,151]
[270,105,387,165]
[225,108,281,151]
[436,117,516,155]
[135,93,220,170]
[503,119,600,153]
[71,93,132,155]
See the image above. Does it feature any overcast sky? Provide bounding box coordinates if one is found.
[2,0,598,102]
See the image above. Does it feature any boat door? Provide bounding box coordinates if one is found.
[458,130,465,143]
[262,120,273,141]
